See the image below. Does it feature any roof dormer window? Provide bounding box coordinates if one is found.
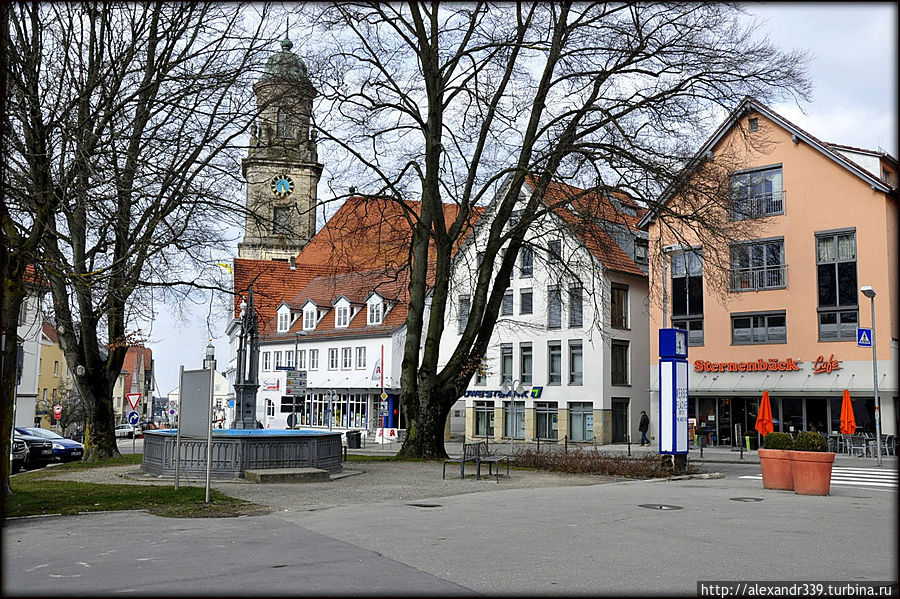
[277,310,291,333]
[368,301,383,325]
[303,307,317,331]
[336,305,350,328]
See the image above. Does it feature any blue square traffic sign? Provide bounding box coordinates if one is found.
[857,327,873,347]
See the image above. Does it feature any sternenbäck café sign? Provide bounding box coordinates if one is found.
[693,354,841,375]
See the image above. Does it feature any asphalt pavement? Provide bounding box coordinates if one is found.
[3,439,897,596]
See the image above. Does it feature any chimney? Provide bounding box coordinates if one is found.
[289,256,296,270]
[349,186,356,195]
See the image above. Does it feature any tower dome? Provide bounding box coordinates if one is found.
[260,34,309,83]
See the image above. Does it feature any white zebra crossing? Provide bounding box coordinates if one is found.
[741,467,898,489]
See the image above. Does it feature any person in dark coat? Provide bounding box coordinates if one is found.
[639,411,651,446]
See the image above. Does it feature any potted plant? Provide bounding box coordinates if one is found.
[758,432,794,490]
[790,431,835,496]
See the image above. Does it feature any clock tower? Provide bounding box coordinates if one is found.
[238,33,322,261]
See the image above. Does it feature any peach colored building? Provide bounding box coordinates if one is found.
[641,98,897,447]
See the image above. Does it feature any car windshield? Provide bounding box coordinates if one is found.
[18,428,62,439]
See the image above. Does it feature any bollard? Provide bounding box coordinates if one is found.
[739,440,744,460]
[627,433,631,457]
[536,436,540,453]
[699,434,704,458]
[564,435,568,454]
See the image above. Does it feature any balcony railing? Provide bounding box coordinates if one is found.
[730,264,787,291]
[731,190,784,220]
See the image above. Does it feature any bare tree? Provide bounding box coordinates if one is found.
[300,2,810,458]
[2,2,277,477]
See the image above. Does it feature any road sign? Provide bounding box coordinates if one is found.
[53,404,62,415]
[128,411,140,426]
[285,370,307,388]
[126,393,142,410]
[857,327,873,348]
[380,392,388,401]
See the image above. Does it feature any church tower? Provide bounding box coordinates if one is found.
[238,33,321,261]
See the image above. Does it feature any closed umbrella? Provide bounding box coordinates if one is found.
[839,389,856,435]
[755,391,774,437]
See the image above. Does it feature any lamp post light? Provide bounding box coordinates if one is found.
[860,285,881,467]
[232,288,260,429]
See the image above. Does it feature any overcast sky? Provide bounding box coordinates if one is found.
[149,2,898,396]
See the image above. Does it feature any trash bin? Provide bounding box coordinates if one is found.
[745,435,759,451]
[346,430,362,449]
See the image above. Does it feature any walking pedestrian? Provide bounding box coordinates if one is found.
[639,410,651,446]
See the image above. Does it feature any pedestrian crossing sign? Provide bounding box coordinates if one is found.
[857,328,872,348]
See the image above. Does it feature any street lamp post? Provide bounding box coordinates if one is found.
[860,286,881,467]
[232,287,260,429]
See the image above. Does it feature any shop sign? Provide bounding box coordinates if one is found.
[262,379,280,391]
[693,355,842,375]
[464,386,543,399]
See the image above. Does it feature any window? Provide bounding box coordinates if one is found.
[568,283,583,328]
[458,295,470,334]
[262,351,271,371]
[732,312,787,344]
[309,349,319,370]
[548,286,561,329]
[285,351,294,369]
[328,348,338,370]
[278,311,290,332]
[501,289,513,316]
[335,306,349,328]
[520,246,533,277]
[634,239,648,266]
[731,239,785,290]
[53,361,59,377]
[520,288,533,315]
[273,206,291,235]
[303,309,316,330]
[520,343,532,386]
[266,398,275,417]
[730,166,784,219]
[276,107,293,138]
[476,251,485,268]
[509,210,522,228]
[502,248,513,280]
[671,250,704,345]
[500,344,513,385]
[475,363,486,386]
[569,341,583,385]
[356,347,366,369]
[52,389,57,402]
[611,341,629,385]
[816,231,858,340]
[297,349,306,370]
[341,347,352,369]
[748,117,759,132]
[504,401,525,439]
[548,341,562,385]
[274,351,282,369]
[474,401,494,437]
[547,240,562,263]
[535,402,558,440]
[368,302,383,325]
[611,285,628,329]
[569,402,593,441]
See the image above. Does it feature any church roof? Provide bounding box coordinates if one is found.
[260,35,309,83]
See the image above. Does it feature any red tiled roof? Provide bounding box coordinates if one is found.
[42,321,59,343]
[526,177,647,277]
[24,264,49,289]
[121,346,152,396]
[237,196,481,329]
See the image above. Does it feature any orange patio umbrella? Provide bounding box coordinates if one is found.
[839,389,856,435]
[755,391,774,437]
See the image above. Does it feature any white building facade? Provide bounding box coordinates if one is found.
[440,180,651,445]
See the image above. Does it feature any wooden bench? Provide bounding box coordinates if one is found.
[442,441,510,482]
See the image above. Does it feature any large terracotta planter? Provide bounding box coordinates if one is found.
[790,451,835,496]
[758,448,794,490]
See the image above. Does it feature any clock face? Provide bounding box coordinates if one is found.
[271,175,294,198]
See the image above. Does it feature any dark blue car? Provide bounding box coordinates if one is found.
[15,427,84,462]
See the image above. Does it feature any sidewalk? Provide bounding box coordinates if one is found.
[352,436,898,469]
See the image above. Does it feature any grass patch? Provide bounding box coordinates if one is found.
[512,447,705,478]
[5,457,269,519]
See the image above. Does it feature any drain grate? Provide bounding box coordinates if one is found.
[406,503,442,508]
[638,504,683,510]
[729,497,764,502]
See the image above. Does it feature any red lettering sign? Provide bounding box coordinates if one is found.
[813,354,841,375]
[693,358,804,373]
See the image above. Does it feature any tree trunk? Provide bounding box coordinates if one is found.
[397,382,455,460]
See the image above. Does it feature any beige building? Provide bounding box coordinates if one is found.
[641,97,898,446]
[35,321,74,430]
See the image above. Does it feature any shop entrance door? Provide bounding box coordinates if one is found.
[717,398,732,446]
[612,399,629,443]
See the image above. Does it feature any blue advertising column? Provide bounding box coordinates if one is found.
[659,329,689,469]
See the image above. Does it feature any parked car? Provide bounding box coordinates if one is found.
[15,427,84,462]
[10,437,28,472]
[13,432,55,470]
[115,424,142,439]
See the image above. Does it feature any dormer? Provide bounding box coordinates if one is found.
[301,299,323,331]
[332,295,363,329]
[365,291,385,326]
[276,302,294,333]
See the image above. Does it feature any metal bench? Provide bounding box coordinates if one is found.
[442,441,510,482]
[442,441,480,479]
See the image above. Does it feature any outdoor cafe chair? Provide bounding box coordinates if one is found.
[847,435,868,457]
